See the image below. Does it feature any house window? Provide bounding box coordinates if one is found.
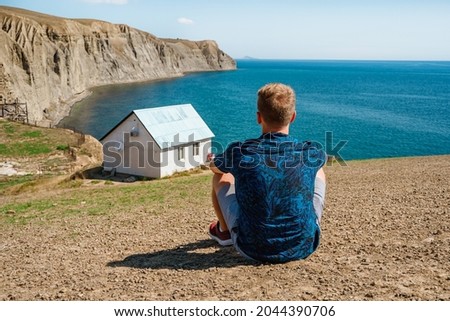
[193,142,200,156]
[178,146,185,160]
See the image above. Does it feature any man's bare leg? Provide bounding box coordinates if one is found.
[211,172,235,232]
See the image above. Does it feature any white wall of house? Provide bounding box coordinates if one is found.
[160,139,211,177]
[102,113,212,178]
[102,113,161,178]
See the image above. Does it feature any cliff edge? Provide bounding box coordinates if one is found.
[0,6,236,126]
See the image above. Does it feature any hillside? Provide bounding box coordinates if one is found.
[0,6,236,126]
[0,117,102,193]
[1,150,449,300]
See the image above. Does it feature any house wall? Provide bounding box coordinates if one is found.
[102,114,212,178]
[102,113,162,178]
[160,139,211,177]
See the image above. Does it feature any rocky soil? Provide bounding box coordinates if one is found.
[1,155,449,300]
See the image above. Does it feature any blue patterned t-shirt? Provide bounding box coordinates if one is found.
[214,132,326,263]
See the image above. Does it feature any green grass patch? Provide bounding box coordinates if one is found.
[0,175,36,193]
[0,141,52,157]
[0,119,80,158]
[0,143,7,154]
[0,173,212,226]
[3,122,15,134]
[22,130,42,138]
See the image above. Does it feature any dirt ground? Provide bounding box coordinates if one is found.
[1,155,449,300]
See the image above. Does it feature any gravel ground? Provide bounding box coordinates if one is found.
[1,155,449,300]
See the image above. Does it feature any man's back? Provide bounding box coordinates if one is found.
[215,132,326,262]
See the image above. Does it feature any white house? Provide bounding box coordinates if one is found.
[100,104,214,178]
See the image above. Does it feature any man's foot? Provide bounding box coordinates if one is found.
[208,221,233,246]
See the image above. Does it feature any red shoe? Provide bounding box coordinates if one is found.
[208,221,233,246]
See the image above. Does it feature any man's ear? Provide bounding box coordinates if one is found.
[290,111,296,124]
[257,111,262,124]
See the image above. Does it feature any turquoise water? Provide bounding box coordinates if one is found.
[60,60,450,160]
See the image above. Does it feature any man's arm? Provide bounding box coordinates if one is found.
[207,153,226,175]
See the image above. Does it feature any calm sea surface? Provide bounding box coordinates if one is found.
[60,60,450,160]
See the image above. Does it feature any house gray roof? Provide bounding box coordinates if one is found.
[132,104,214,149]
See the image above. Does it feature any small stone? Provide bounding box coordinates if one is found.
[422,237,434,243]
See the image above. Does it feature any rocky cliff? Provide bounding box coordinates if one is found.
[0,6,236,126]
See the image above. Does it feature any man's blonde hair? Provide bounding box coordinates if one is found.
[257,83,296,126]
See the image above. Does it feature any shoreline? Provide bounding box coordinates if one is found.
[54,73,184,127]
[55,68,237,128]
[52,89,93,127]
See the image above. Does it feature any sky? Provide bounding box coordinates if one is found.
[1,0,450,60]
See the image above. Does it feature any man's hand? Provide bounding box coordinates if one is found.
[207,153,225,174]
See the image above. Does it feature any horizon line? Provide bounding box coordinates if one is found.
[235,57,450,63]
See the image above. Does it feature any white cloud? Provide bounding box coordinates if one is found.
[177,17,194,25]
[83,0,128,5]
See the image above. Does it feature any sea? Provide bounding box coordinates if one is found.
[59,60,450,161]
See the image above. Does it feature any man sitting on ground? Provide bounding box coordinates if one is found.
[208,83,326,263]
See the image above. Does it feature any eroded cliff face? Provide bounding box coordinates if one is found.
[0,6,236,125]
